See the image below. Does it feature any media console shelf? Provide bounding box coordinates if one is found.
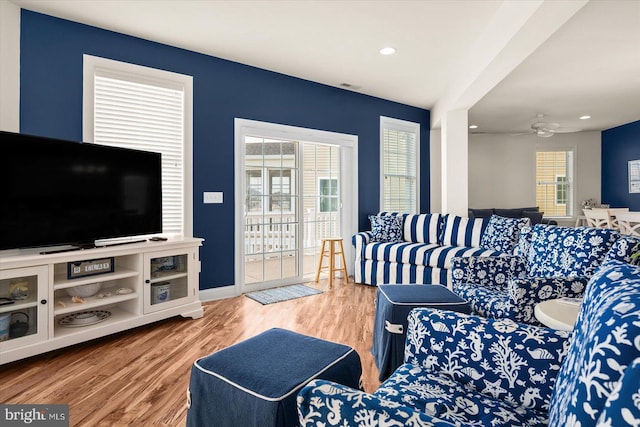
[0,238,203,364]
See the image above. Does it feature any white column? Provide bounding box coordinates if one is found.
[0,0,20,132]
[441,109,468,216]
[429,129,442,213]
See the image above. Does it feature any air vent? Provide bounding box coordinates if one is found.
[340,83,361,90]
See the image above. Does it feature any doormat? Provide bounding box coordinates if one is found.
[245,284,322,305]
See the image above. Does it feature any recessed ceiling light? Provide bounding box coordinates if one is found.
[469,125,478,129]
[579,115,591,120]
[379,47,396,55]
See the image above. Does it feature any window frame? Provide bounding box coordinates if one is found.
[82,54,193,237]
[379,116,420,213]
[318,177,338,213]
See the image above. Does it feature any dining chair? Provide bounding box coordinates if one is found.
[583,208,615,229]
[617,212,640,236]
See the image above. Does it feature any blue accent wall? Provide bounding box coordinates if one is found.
[20,10,430,289]
[602,120,640,211]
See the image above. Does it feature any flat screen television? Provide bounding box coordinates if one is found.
[0,131,162,251]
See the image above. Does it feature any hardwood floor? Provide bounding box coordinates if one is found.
[0,278,381,426]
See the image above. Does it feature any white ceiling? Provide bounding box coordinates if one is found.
[12,0,640,134]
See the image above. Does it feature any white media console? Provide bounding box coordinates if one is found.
[0,238,203,364]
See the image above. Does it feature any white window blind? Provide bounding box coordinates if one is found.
[92,72,185,235]
[535,150,574,217]
[380,116,419,213]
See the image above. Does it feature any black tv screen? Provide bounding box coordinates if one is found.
[0,131,162,250]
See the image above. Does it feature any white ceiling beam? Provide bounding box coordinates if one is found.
[431,0,588,130]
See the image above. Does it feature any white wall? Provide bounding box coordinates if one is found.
[467,131,601,226]
[0,1,20,132]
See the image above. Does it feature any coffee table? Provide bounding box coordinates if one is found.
[534,298,581,331]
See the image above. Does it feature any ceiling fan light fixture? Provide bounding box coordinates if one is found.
[537,130,554,138]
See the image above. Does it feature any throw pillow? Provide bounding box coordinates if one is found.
[480,214,529,253]
[494,208,523,218]
[369,214,404,243]
[522,210,544,225]
[439,215,489,247]
[403,213,442,244]
[468,208,494,219]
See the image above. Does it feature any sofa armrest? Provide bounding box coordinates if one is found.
[405,308,572,413]
[507,276,588,324]
[451,255,526,289]
[352,231,373,263]
[297,379,456,427]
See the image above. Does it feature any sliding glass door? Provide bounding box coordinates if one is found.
[243,136,300,286]
[235,119,357,294]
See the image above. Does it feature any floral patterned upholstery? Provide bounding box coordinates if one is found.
[452,224,624,324]
[548,260,640,426]
[297,261,640,427]
[526,225,620,278]
[373,364,548,426]
[595,357,640,426]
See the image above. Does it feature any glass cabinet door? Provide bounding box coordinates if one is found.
[0,265,48,351]
[143,250,196,314]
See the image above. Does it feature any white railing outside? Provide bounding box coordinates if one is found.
[244,212,339,257]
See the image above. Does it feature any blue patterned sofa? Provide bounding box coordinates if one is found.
[451,224,639,324]
[297,260,640,426]
[353,213,528,286]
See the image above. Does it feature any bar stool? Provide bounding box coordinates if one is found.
[315,238,349,287]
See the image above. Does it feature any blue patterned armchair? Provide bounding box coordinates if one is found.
[297,260,640,427]
[451,224,638,324]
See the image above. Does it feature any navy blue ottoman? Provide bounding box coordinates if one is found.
[372,284,471,381]
[186,328,362,427]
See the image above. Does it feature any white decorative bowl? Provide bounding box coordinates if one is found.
[65,282,102,298]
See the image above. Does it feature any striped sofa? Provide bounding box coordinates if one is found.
[353,213,506,286]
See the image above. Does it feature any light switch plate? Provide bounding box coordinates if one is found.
[203,191,223,204]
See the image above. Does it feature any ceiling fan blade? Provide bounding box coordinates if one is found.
[551,127,582,133]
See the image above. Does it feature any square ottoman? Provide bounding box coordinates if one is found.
[372,284,471,381]
[186,328,362,427]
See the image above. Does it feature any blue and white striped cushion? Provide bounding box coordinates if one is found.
[403,213,442,244]
[439,215,489,248]
[363,242,500,269]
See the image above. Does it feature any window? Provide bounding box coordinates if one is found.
[319,178,338,212]
[556,175,569,205]
[269,169,292,212]
[536,151,574,217]
[380,116,419,213]
[246,169,263,213]
[83,55,193,236]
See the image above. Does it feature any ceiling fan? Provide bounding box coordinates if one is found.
[520,113,582,138]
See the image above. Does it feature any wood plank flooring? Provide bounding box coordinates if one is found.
[0,279,381,426]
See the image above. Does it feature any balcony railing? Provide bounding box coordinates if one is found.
[244,212,339,257]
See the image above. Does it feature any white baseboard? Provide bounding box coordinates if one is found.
[199,285,237,302]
